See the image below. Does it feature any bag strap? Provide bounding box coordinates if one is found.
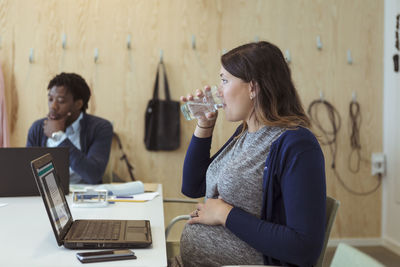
[152,62,171,101]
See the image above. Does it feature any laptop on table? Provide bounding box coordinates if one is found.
[0,147,69,197]
[31,153,152,249]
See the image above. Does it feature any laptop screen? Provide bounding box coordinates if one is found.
[35,160,72,238]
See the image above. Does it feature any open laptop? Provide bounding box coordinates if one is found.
[31,153,152,249]
[0,147,69,197]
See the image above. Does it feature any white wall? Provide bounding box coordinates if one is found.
[383,0,400,254]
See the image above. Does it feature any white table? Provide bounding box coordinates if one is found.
[0,184,167,267]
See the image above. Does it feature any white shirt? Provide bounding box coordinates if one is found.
[46,112,83,183]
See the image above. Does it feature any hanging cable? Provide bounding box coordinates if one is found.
[348,100,362,173]
[307,99,341,169]
[307,98,381,196]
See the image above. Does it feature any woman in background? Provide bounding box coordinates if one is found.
[176,41,326,267]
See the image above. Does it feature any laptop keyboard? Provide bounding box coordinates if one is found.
[72,221,121,240]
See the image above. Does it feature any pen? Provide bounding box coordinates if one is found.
[115,196,134,199]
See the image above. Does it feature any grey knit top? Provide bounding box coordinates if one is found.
[180,126,284,267]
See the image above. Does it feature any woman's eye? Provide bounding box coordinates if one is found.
[221,79,228,84]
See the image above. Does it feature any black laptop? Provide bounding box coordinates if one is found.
[0,147,69,197]
[31,153,152,249]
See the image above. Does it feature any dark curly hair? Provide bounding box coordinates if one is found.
[47,72,91,111]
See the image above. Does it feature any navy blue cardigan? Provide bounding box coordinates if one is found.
[26,113,113,184]
[182,126,326,266]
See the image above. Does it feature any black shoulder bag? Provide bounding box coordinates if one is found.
[144,62,180,151]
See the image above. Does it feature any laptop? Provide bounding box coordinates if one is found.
[31,153,152,249]
[0,147,69,197]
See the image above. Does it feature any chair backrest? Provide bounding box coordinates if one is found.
[102,132,134,183]
[330,243,385,267]
[315,196,340,267]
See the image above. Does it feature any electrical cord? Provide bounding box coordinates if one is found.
[307,98,381,196]
[348,100,362,173]
[307,99,341,169]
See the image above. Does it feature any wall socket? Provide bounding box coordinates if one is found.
[371,153,386,176]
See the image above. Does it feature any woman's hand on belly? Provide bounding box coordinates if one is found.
[188,198,233,226]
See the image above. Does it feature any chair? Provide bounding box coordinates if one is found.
[330,243,385,267]
[316,196,340,267]
[164,198,198,259]
[165,196,340,267]
[103,132,135,183]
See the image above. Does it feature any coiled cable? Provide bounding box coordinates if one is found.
[308,98,381,196]
[348,101,362,173]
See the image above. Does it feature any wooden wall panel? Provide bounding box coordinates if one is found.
[0,0,383,240]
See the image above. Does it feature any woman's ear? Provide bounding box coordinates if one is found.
[249,81,258,100]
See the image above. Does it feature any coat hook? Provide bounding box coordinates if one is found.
[127,34,131,50]
[62,34,67,49]
[320,91,324,101]
[254,35,260,42]
[285,49,291,63]
[352,91,357,102]
[191,35,196,50]
[159,49,163,63]
[29,48,34,63]
[316,35,322,50]
[94,48,99,63]
[347,49,353,64]
[222,48,227,55]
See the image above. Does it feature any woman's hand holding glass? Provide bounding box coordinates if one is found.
[180,85,218,137]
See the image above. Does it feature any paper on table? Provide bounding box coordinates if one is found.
[108,192,159,203]
[132,192,159,201]
[0,203,8,208]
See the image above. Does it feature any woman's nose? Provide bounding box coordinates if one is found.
[217,86,223,97]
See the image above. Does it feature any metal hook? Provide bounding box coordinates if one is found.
[62,34,67,49]
[222,48,227,55]
[94,48,99,63]
[127,34,131,50]
[191,35,196,50]
[320,91,324,101]
[316,35,322,50]
[29,48,34,63]
[285,49,291,63]
[347,49,353,64]
[159,49,163,63]
[254,35,260,42]
[352,91,357,102]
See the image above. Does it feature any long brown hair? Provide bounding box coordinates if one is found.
[221,41,310,130]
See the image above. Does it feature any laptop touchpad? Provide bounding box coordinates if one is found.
[126,227,148,240]
[126,221,148,240]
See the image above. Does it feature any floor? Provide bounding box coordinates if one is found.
[323,246,400,266]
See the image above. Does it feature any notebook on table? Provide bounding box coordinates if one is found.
[0,147,69,197]
[31,153,152,249]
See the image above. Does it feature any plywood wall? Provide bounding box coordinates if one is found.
[0,0,383,240]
